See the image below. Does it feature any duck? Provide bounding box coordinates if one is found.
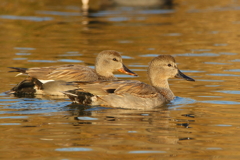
[63,55,195,109]
[8,50,137,96]
[9,50,137,82]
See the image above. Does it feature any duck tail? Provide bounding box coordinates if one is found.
[8,67,28,73]
[10,77,43,97]
[8,67,28,76]
[62,89,93,105]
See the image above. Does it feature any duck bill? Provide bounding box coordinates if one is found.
[175,69,195,81]
[118,64,138,76]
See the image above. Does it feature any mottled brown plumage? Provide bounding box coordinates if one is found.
[7,50,137,96]
[63,55,195,109]
[9,50,137,82]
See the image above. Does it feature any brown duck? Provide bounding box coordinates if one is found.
[63,55,195,109]
[8,50,137,96]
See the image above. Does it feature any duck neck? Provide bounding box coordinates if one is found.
[95,66,115,80]
[151,79,175,101]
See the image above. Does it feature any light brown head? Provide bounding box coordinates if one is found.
[148,55,194,86]
[95,50,137,78]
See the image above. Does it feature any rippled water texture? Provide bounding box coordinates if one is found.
[1,0,240,159]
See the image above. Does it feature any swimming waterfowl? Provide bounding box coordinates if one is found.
[63,55,195,109]
[9,50,137,82]
[8,50,137,96]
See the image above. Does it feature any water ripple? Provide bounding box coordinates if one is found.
[1,100,71,114]
[191,49,212,52]
[109,17,129,22]
[58,59,83,63]
[208,73,240,77]
[168,97,196,108]
[76,117,98,120]
[139,54,159,57]
[0,123,21,125]
[139,9,175,14]
[15,53,31,55]
[129,150,166,154]
[205,62,229,65]
[36,11,81,16]
[176,53,219,57]
[14,47,35,50]
[28,60,56,63]
[55,147,92,152]
[200,100,240,105]
[0,116,28,119]
[215,90,240,94]
[225,69,240,72]
[0,15,53,21]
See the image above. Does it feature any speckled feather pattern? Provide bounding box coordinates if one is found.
[64,55,195,109]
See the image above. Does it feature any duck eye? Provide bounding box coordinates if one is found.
[113,58,118,61]
[168,64,172,67]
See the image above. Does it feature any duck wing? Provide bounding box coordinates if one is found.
[9,65,98,82]
[46,65,98,81]
[71,80,158,98]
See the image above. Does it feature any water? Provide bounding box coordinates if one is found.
[1,0,240,159]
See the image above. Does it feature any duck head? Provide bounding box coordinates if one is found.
[148,55,195,86]
[95,50,138,77]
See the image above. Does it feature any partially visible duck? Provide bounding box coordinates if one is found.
[8,77,76,97]
[63,55,195,109]
[9,50,137,82]
[8,50,137,96]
